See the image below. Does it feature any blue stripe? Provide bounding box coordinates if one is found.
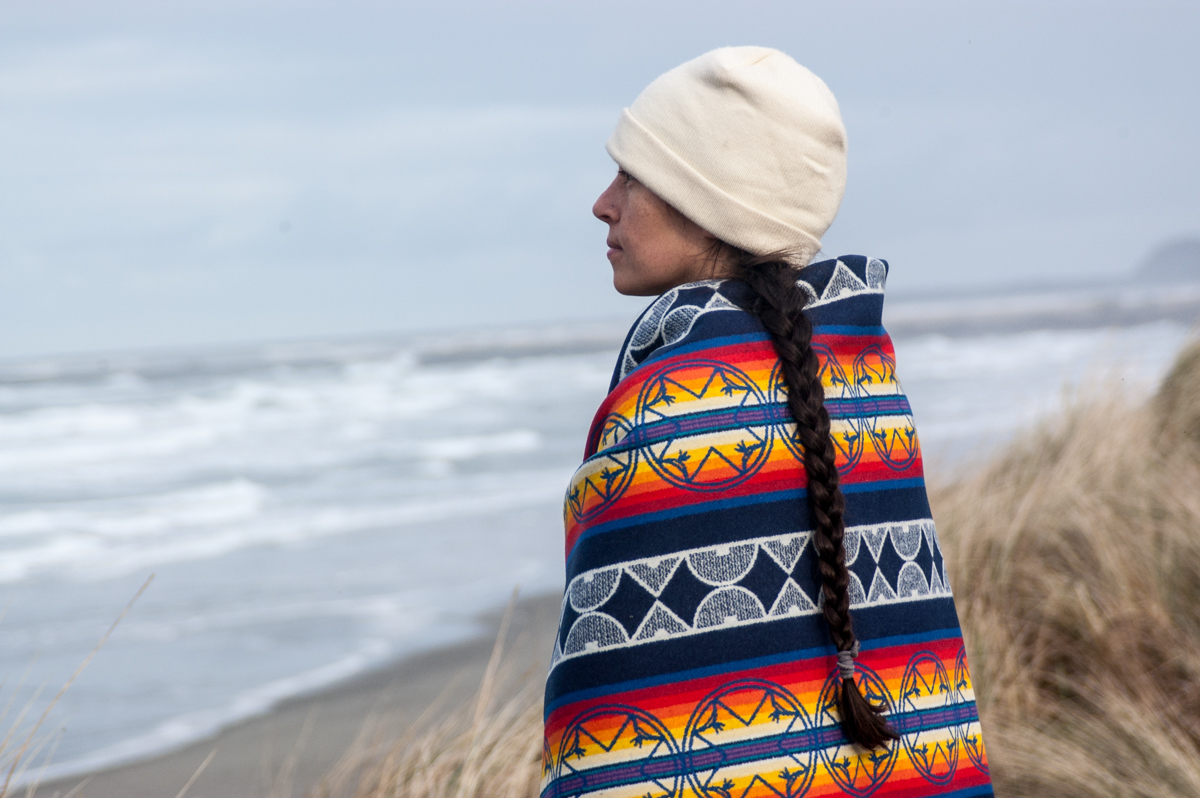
[937,786,995,798]
[589,400,916,463]
[571,477,928,554]
[859,626,974,652]
[546,642,832,716]
[635,328,893,374]
[812,324,888,336]
[842,476,926,494]
[572,488,806,546]
[544,623,967,716]
[589,398,913,461]
[602,405,787,455]
[824,395,913,418]
[639,332,770,364]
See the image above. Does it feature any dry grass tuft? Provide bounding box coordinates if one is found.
[308,598,544,798]
[933,336,1200,796]
[316,338,1200,798]
[14,576,155,798]
[307,684,543,798]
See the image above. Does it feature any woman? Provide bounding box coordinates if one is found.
[543,48,992,798]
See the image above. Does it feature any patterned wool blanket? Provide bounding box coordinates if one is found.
[542,256,993,798]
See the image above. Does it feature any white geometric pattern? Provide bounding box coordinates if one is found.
[618,257,889,381]
[551,518,950,671]
[618,280,740,380]
[796,258,888,309]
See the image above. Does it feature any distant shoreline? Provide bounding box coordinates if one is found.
[3,281,1198,386]
[883,282,1200,338]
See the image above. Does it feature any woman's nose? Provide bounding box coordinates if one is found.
[593,177,621,223]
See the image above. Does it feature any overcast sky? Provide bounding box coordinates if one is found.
[1,1,1197,358]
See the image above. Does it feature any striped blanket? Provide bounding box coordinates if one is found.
[542,256,993,798]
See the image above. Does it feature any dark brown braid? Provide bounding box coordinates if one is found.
[728,248,899,751]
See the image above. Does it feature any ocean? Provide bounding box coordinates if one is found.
[0,299,1192,782]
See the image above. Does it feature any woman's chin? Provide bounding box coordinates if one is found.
[612,275,658,297]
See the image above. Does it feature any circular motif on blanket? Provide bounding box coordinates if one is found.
[815,665,899,796]
[635,359,773,492]
[769,350,864,476]
[566,413,638,523]
[682,679,817,798]
[554,705,681,798]
[953,647,989,776]
[852,345,918,472]
[898,651,958,785]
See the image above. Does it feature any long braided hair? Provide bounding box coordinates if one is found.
[722,246,899,751]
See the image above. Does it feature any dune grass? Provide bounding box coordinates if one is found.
[4,577,156,798]
[311,339,1200,798]
[934,337,1200,796]
[305,599,544,798]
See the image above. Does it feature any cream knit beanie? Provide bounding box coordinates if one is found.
[607,46,847,266]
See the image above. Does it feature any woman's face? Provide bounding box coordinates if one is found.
[593,170,726,296]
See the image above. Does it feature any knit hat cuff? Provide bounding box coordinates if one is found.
[606,108,822,264]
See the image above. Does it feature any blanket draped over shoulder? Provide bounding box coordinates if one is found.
[542,256,993,798]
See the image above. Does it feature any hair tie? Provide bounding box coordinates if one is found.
[836,640,861,680]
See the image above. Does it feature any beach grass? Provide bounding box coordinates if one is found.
[934,336,1200,796]
[305,598,544,798]
[3,577,155,798]
[310,338,1200,798]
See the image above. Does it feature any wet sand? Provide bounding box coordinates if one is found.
[37,593,560,798]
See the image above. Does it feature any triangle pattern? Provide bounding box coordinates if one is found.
[634,602,690,640]
[706,292,739,311]
[821,261,868,303]
[843,527,861,565]
[762,534,809,571]
[923,521,939,555]
[929,565,945,594]
[581,715,643,753]
[769,579,817,616]
[627,558,681,595]
[867,568,898,603]
[862,527,888,563]
[848,573,866,607]
[744,774,779,797]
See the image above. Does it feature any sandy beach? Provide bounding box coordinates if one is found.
[36,593,561,798]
